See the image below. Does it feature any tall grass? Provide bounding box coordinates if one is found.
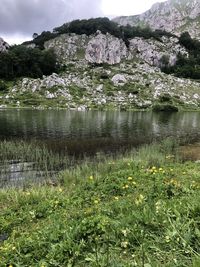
[0,140,70,187]
[0,138,180,188]
[132,138,179,167]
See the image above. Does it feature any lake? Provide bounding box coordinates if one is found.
[0,109,200,156]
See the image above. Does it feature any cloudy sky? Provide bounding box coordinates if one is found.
[0,0,166,44]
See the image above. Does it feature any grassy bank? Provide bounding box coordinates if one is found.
[0,141,200,266]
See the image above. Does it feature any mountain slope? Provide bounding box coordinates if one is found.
[113,0,200,39]
[0,14,200,111]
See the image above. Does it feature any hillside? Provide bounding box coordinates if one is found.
[113,0,200,40]
[0,10,200,111]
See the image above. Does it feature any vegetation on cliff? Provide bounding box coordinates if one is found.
[24,17,174,50]
[162,32,200,79]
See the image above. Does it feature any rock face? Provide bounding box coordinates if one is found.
[113,0,200,40]
[44,33,89,65]
[85,32,128,64]
[129,36,188,67]
[44,31,185,68]
[0,37,9,52]
[44,32,129,65]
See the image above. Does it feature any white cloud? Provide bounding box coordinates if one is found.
[102,0,166,16]
[1,34,31,45]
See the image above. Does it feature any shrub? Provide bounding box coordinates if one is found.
[0,46,58,80]
[152,104,179,112]
[0,80,8,91]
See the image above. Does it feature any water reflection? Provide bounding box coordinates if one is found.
[0,110,200,153]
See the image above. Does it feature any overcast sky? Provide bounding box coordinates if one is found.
[0,0,166,44]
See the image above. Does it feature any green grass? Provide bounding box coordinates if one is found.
[0,140,70,187]
[0,141,200,266]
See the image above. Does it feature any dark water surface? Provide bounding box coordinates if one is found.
[0,109,200,155]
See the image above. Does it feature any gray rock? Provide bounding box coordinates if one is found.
[44,33,88,65]
[113,0,200,40]
[129,36,187,67]
[112,74,127,86]
[0,37,9,52]
[85,32,128,64]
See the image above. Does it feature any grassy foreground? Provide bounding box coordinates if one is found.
[0,142,200,266]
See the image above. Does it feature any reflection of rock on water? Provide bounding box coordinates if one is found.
[180,143,200,161]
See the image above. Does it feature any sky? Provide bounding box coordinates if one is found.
[0,0,166,44]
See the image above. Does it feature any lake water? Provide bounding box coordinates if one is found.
[1,109,200,186]
[0,109,200,156]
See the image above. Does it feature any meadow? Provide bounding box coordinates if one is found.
[0,140,200,266]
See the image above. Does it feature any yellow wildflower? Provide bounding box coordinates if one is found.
[114,196,119,200]
[127,176,133,181]
[89,175,94,180]
[58,188,63,192]
[94,200,99,204]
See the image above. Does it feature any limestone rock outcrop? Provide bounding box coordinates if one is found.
[44,31,186,68]
[129,36,188,67]
[113,0,200,40]
[85,32,129,65]
[44,33,89,65]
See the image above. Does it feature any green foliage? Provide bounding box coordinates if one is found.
[0,45,58,80]
[159,93,172,103]
[24,31,58,49]
[0,80,8,91]
[26,17,174,50]
[54,17,120,36]
[162,32,200,79]
[0,141,200,266]
[152,104,179,112]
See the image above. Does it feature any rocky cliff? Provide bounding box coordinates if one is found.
[44,31,187,68]
[113,0,200,40]
[0,37,9,53]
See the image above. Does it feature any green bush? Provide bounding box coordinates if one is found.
[0,80,8,91]
[162,32,200,79]
[159,93,172,103]
[0,46,58,80]
[152,104,179,112]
